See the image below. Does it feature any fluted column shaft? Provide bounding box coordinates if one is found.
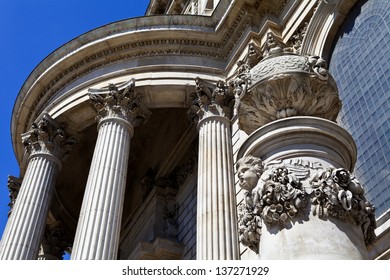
[71,80,150,260]
[196,115,239,260]
[71,118,132,260]
[0,114,76,260]
[0,154,59,260]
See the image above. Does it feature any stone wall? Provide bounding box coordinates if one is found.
[176,175,197,260]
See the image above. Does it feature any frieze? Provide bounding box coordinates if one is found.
[236,156,264,253]
[260,167,307,226]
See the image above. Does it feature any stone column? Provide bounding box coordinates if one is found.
[189,78,239,260]
[71,79,150,260]
[233,33,376,259]
[0,114,77,260]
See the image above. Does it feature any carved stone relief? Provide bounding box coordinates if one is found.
[236,155,376,253]
[309,167,376,244]
[233,32,341,134]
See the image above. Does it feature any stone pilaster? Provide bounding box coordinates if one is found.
[71,79,150,260]
[189,78,239,260]
[0,114,78,260]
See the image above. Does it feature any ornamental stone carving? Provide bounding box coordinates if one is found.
[309,167,376,244]
[259,167,307,226]
[233,32,341,134]
[21,113,79,161]
[38,221,70,260]
[236,156,264,253]
[7,176,22,216]
[89,79,151,127]
[287,22,309,54]
[188,77,234,122]
[236,155,376,253]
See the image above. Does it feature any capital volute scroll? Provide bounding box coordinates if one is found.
[88,79,151,128]
[21,113,79,166]
[187,77,234,125]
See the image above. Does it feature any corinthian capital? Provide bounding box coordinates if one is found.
[21,113,79,161]
[89,79,151,127]
[188,77,234,123]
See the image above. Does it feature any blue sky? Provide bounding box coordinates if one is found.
[0,0,150,241]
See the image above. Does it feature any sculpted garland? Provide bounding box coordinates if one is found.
[236,155,376,253]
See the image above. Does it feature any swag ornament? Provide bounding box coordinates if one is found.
[309,167,376,244]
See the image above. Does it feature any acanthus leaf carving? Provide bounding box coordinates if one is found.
[21,113,79,161]
[188,77,234,122]
[89,79,151,127]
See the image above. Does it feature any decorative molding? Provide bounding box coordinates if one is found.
[21,113,79,163]
[259,166,308,226]
[89,79,151,127]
